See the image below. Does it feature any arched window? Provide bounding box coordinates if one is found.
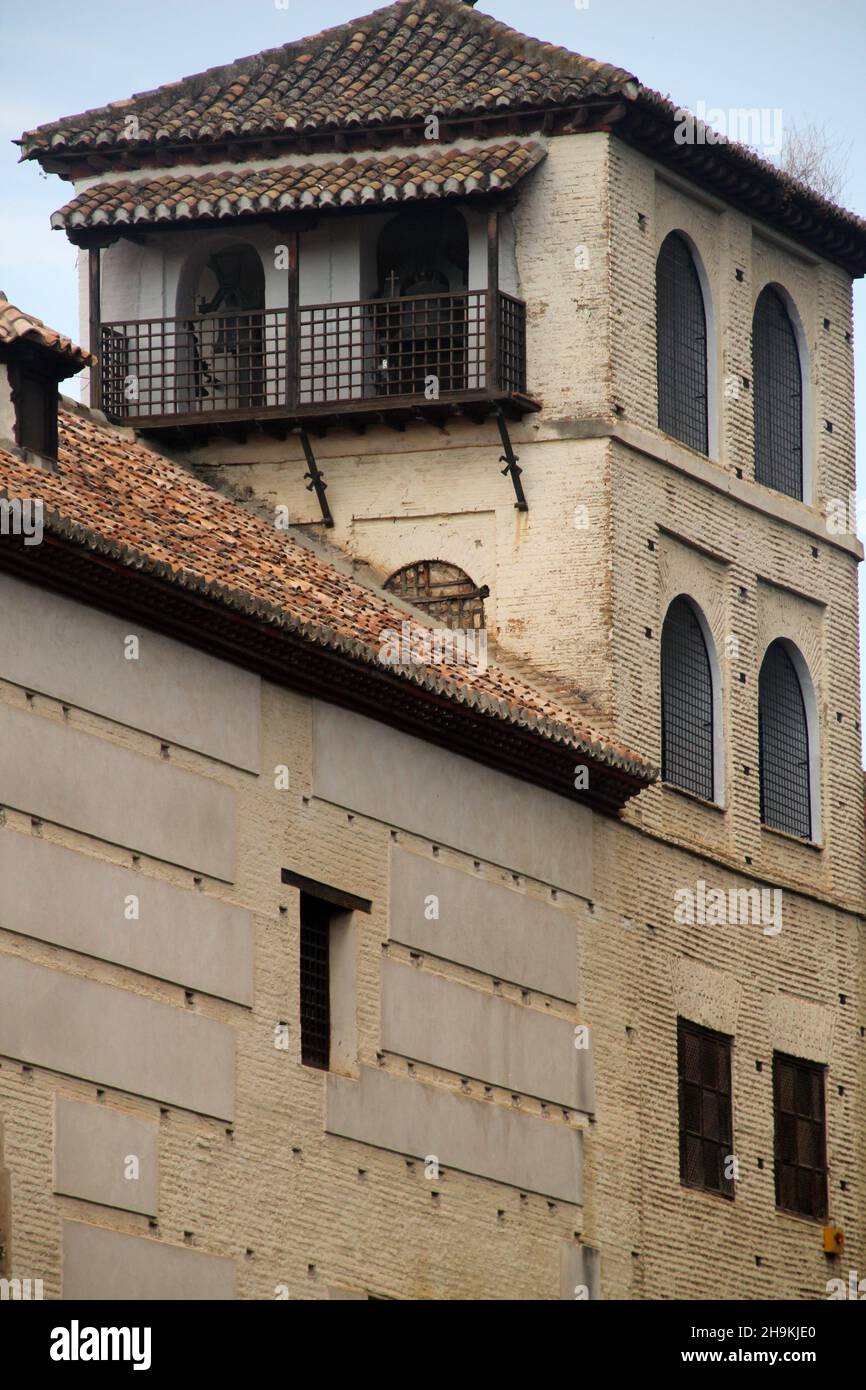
[656,232,708,455]
[385,561,486,631]
[174,241,266,414]
[752,286,803,500]
[758,641,812,839]
[661,596,715,800]
[374,208,469,395]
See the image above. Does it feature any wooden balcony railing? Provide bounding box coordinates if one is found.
[100,289,530,429]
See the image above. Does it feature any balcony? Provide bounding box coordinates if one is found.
[99,289,536,437]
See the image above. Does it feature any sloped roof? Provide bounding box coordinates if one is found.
[20,0,633,156]
[21,0,866,274]
[51,141,545,231]
[0,398,654,796]
[0,291,94,370]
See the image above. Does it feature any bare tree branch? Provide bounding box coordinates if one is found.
[778,120,851,203]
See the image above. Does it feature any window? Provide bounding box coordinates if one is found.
[285,869,370,1072]
[773,1053,827,1219]
[661,596,715,800]
[678,1019,734,1198]
[753,286,803,500]
[385,561,487,631]
[299,893,331,1069]
[758,641,811,839]
[656,232,708,454]
[8,363,59,460]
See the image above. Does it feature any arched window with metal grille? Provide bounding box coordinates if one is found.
[656,232,709,455]
[661,596,715,800]
[758,641,812,839]
[752,286,803,500]
[384,560,487,631]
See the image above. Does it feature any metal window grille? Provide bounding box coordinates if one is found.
[677,1019,734,1198]
[661,596,714,800]
[773,1053,827,1220]
[753,287,803,500]
[656,232,708,455]
[299,893,330,1070]
[758,642,811,839]
[385,561,486,631]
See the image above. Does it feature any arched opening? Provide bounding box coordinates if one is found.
[656,232,710,456]
[752,285,804,501]
[758,639,817,839]
[385,560,486,631]
[661,595,719,801]
[176,241,266,414]
[372,208,470,396]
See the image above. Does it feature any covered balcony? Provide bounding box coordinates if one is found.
[58,141,545,438]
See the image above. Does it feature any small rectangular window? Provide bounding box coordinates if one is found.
[300,893,331,1070]
[10,365,58,460]
[677,1018,734,1198]
[773,1053,827,1220]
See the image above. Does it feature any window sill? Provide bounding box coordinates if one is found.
[774,1206,827,1227]
[662,781,726,813]
[679,1180,735,1204]
[761,824,823,852]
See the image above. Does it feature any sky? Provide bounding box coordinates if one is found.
[3,0,866,746]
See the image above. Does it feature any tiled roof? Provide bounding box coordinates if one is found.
[0,292,94,370]
[51,142,545,231]
[0,399,653,784]
[20,0,633,155]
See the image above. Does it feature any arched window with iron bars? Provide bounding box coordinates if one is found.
[384,561,487,631]
[752,286,804,500]
[661,596,715,800]
[758,641,812,839]
[656,232,709,455]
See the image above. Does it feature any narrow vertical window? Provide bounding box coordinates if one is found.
[753,286,803,500]
[656,232,709,454]
[661,596,715,800]
[773,1053,827,1219]
[758,641,812,839]
[678,1019,734,1198]
[300,893,331,1069]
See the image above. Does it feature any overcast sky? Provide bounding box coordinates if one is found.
[3,0,866,750]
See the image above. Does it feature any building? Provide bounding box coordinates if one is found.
[2,0,865,1299]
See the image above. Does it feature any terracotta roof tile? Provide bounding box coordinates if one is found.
[52,141,546,231]
[0,400,653,782]
[21,0,633,155]
[0,292,94,369]
[21,0,866,274]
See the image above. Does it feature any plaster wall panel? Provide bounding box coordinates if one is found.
[54,1098,159,1216]
[63,1222,236,1300]
[326,1065,582,1203]
[381,959,591,1109]
[389,846,578,999]
[314,703,592,896]
[0,831,253,1004]
[0,572,260,771]
[0,704,236,881]
[0,955,235,1119]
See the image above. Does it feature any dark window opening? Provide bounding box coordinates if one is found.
[773,1053,827,1220]
[678,1018,734,1198]
[753,286,803,500]
[374,207,469,395]
[661,596,714,800]
[300,893,331,1070]
[656,232,709,455]
[758,641,812,839]
[9,364,59,460]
